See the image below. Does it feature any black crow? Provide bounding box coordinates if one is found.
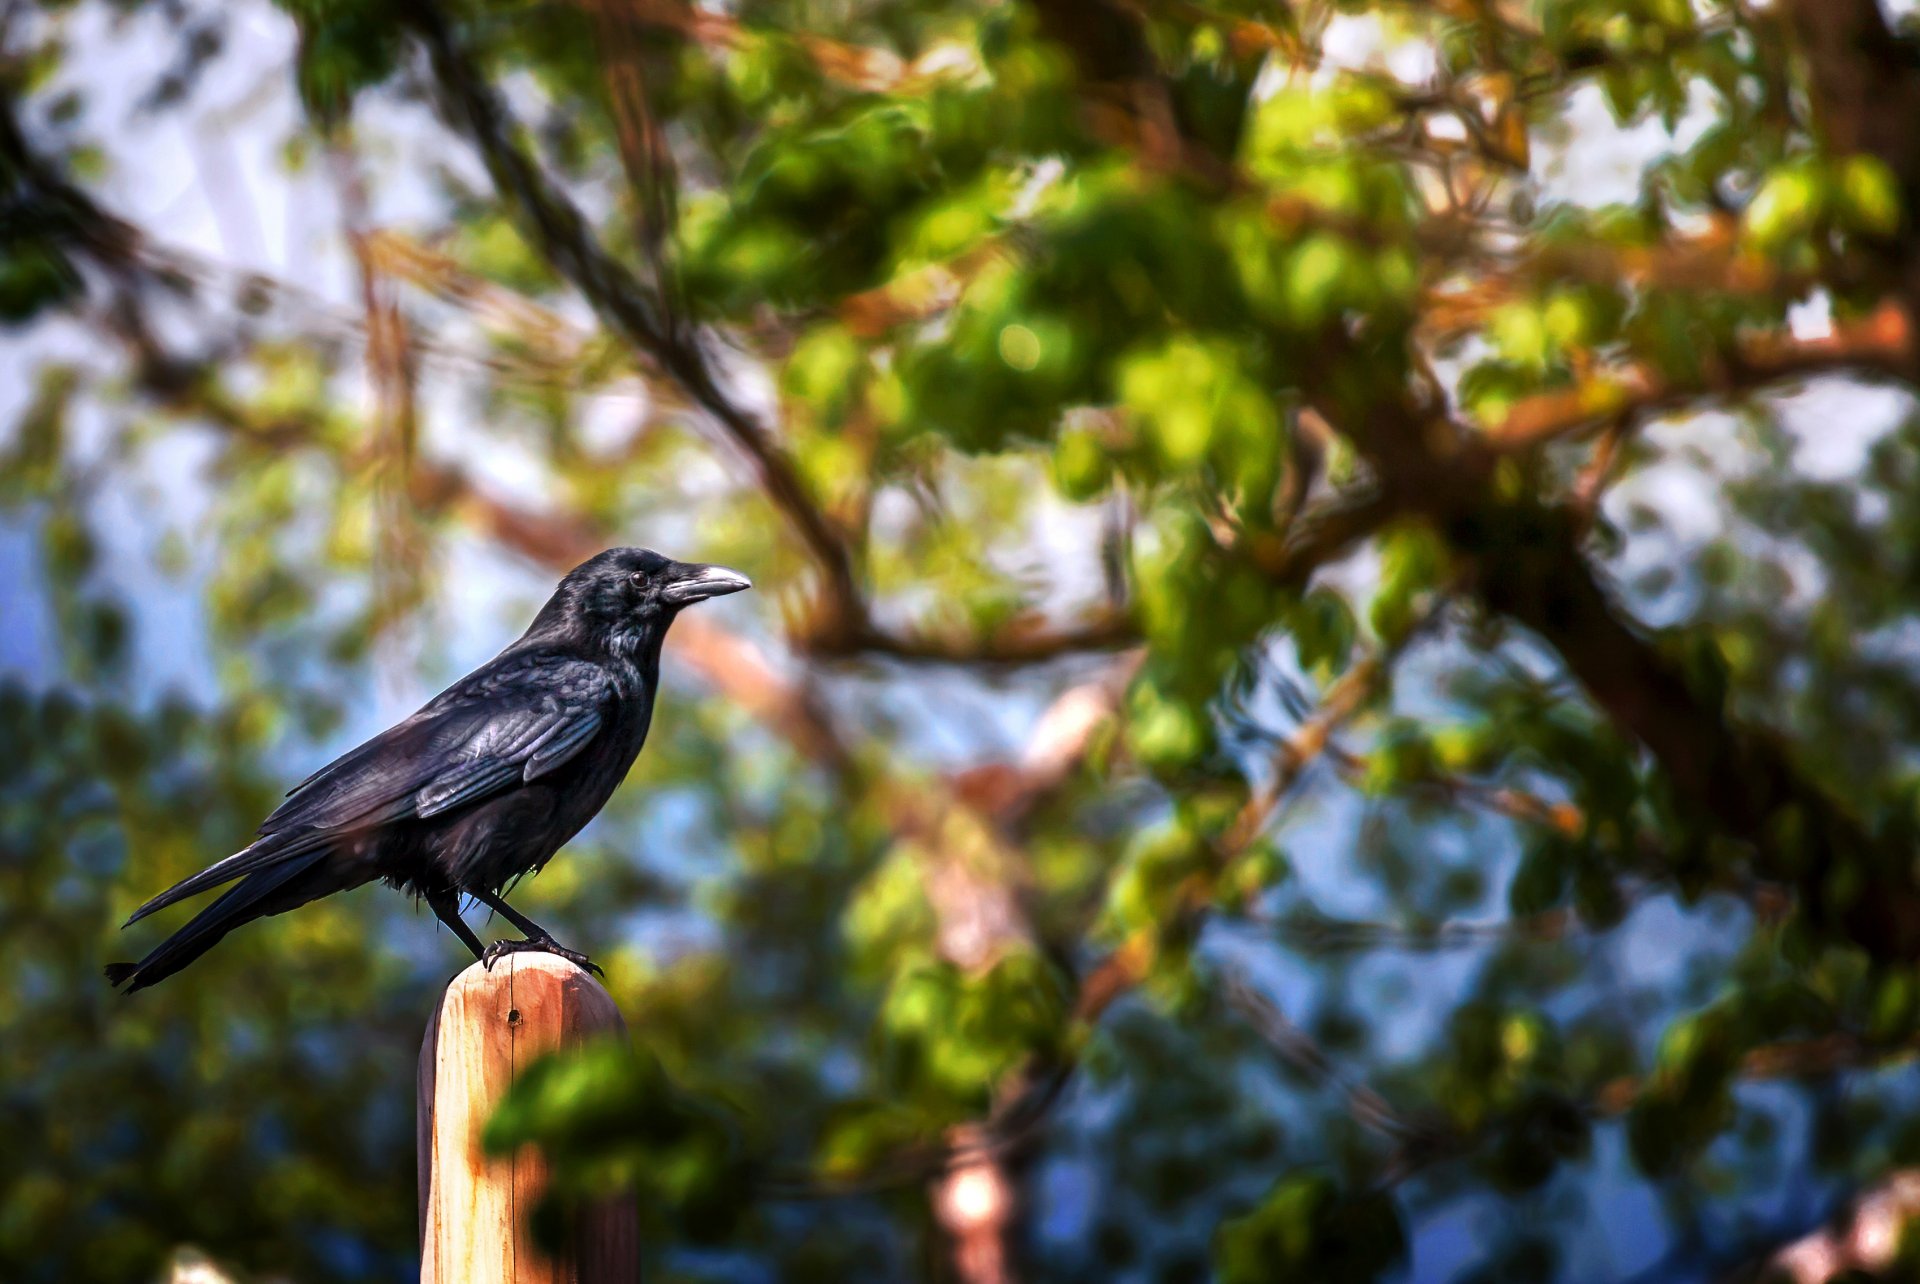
[106,547,750,992]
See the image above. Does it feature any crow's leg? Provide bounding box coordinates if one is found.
[425,887,487,961]
[475,890,548,939]
[471,889,602,976]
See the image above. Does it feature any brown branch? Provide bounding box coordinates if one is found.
[1252,899,1602,957]
[1449,495,1920,957]
[1269,354,1920,963]
[588,0,681,324]
[950,650,1143,823]
[1481,299,1917,449]
[598,0,960,95]
[406,0,1154,668]
[1783,0,1920,185]
[1782,0,1920,324]
[1385,1029,1920,1188]
[0,86,607,400]
[1074,635,1411,1026]
[1222,971,1418,1141]
[1421,219,1791,347]
[330,132,431,643]
[805,608,1139,666]
[1227,486,1396,586]
[361,230,600,372]
[116,224,596,392]
[0,90,145,277]
[795,380,1363,669]
[403,0,861,614]
[1221,649,1389,852]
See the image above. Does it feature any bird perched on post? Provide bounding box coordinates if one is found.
[106,547,750,993]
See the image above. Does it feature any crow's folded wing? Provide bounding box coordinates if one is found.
[262,653,615,835]
[123,654,615,927]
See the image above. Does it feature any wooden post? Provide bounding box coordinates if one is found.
[418,953,640,1283]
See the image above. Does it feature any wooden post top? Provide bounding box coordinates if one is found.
[418,953,638,1284]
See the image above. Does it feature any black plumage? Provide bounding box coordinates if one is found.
[106,547,750,992]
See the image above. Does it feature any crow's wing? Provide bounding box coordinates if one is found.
[263,653,614,833]
[124,654,613,926]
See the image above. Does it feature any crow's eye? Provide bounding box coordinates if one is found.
[629,572,648,587]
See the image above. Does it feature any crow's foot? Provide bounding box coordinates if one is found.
[480,934,604,977]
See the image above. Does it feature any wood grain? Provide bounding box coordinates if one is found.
[418,953,639,1283]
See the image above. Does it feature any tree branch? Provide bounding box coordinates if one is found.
[403,0,1153,668]
[401,0,861,613]
[1481,300,1917,449]
[1448,494,1920,957]
[1075,633,1412,1026]
[805,609,1139,665]
[1382,1028,1920,1188]
[1783,0,1920,184]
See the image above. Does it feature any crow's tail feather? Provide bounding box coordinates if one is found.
[107,850,329,993]
[123,830,326,927]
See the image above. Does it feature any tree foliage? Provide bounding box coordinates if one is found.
[9,0,1920,1279]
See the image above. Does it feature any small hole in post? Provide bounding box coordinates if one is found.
[507,1008,522,1025]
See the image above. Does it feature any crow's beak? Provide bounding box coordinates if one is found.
[662,563,753,605]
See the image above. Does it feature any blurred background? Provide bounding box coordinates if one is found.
[9,0,1920,1280]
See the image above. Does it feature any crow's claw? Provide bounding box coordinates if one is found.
[480,934,603,977]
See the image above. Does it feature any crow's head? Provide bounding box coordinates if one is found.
[533,547,751,655]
